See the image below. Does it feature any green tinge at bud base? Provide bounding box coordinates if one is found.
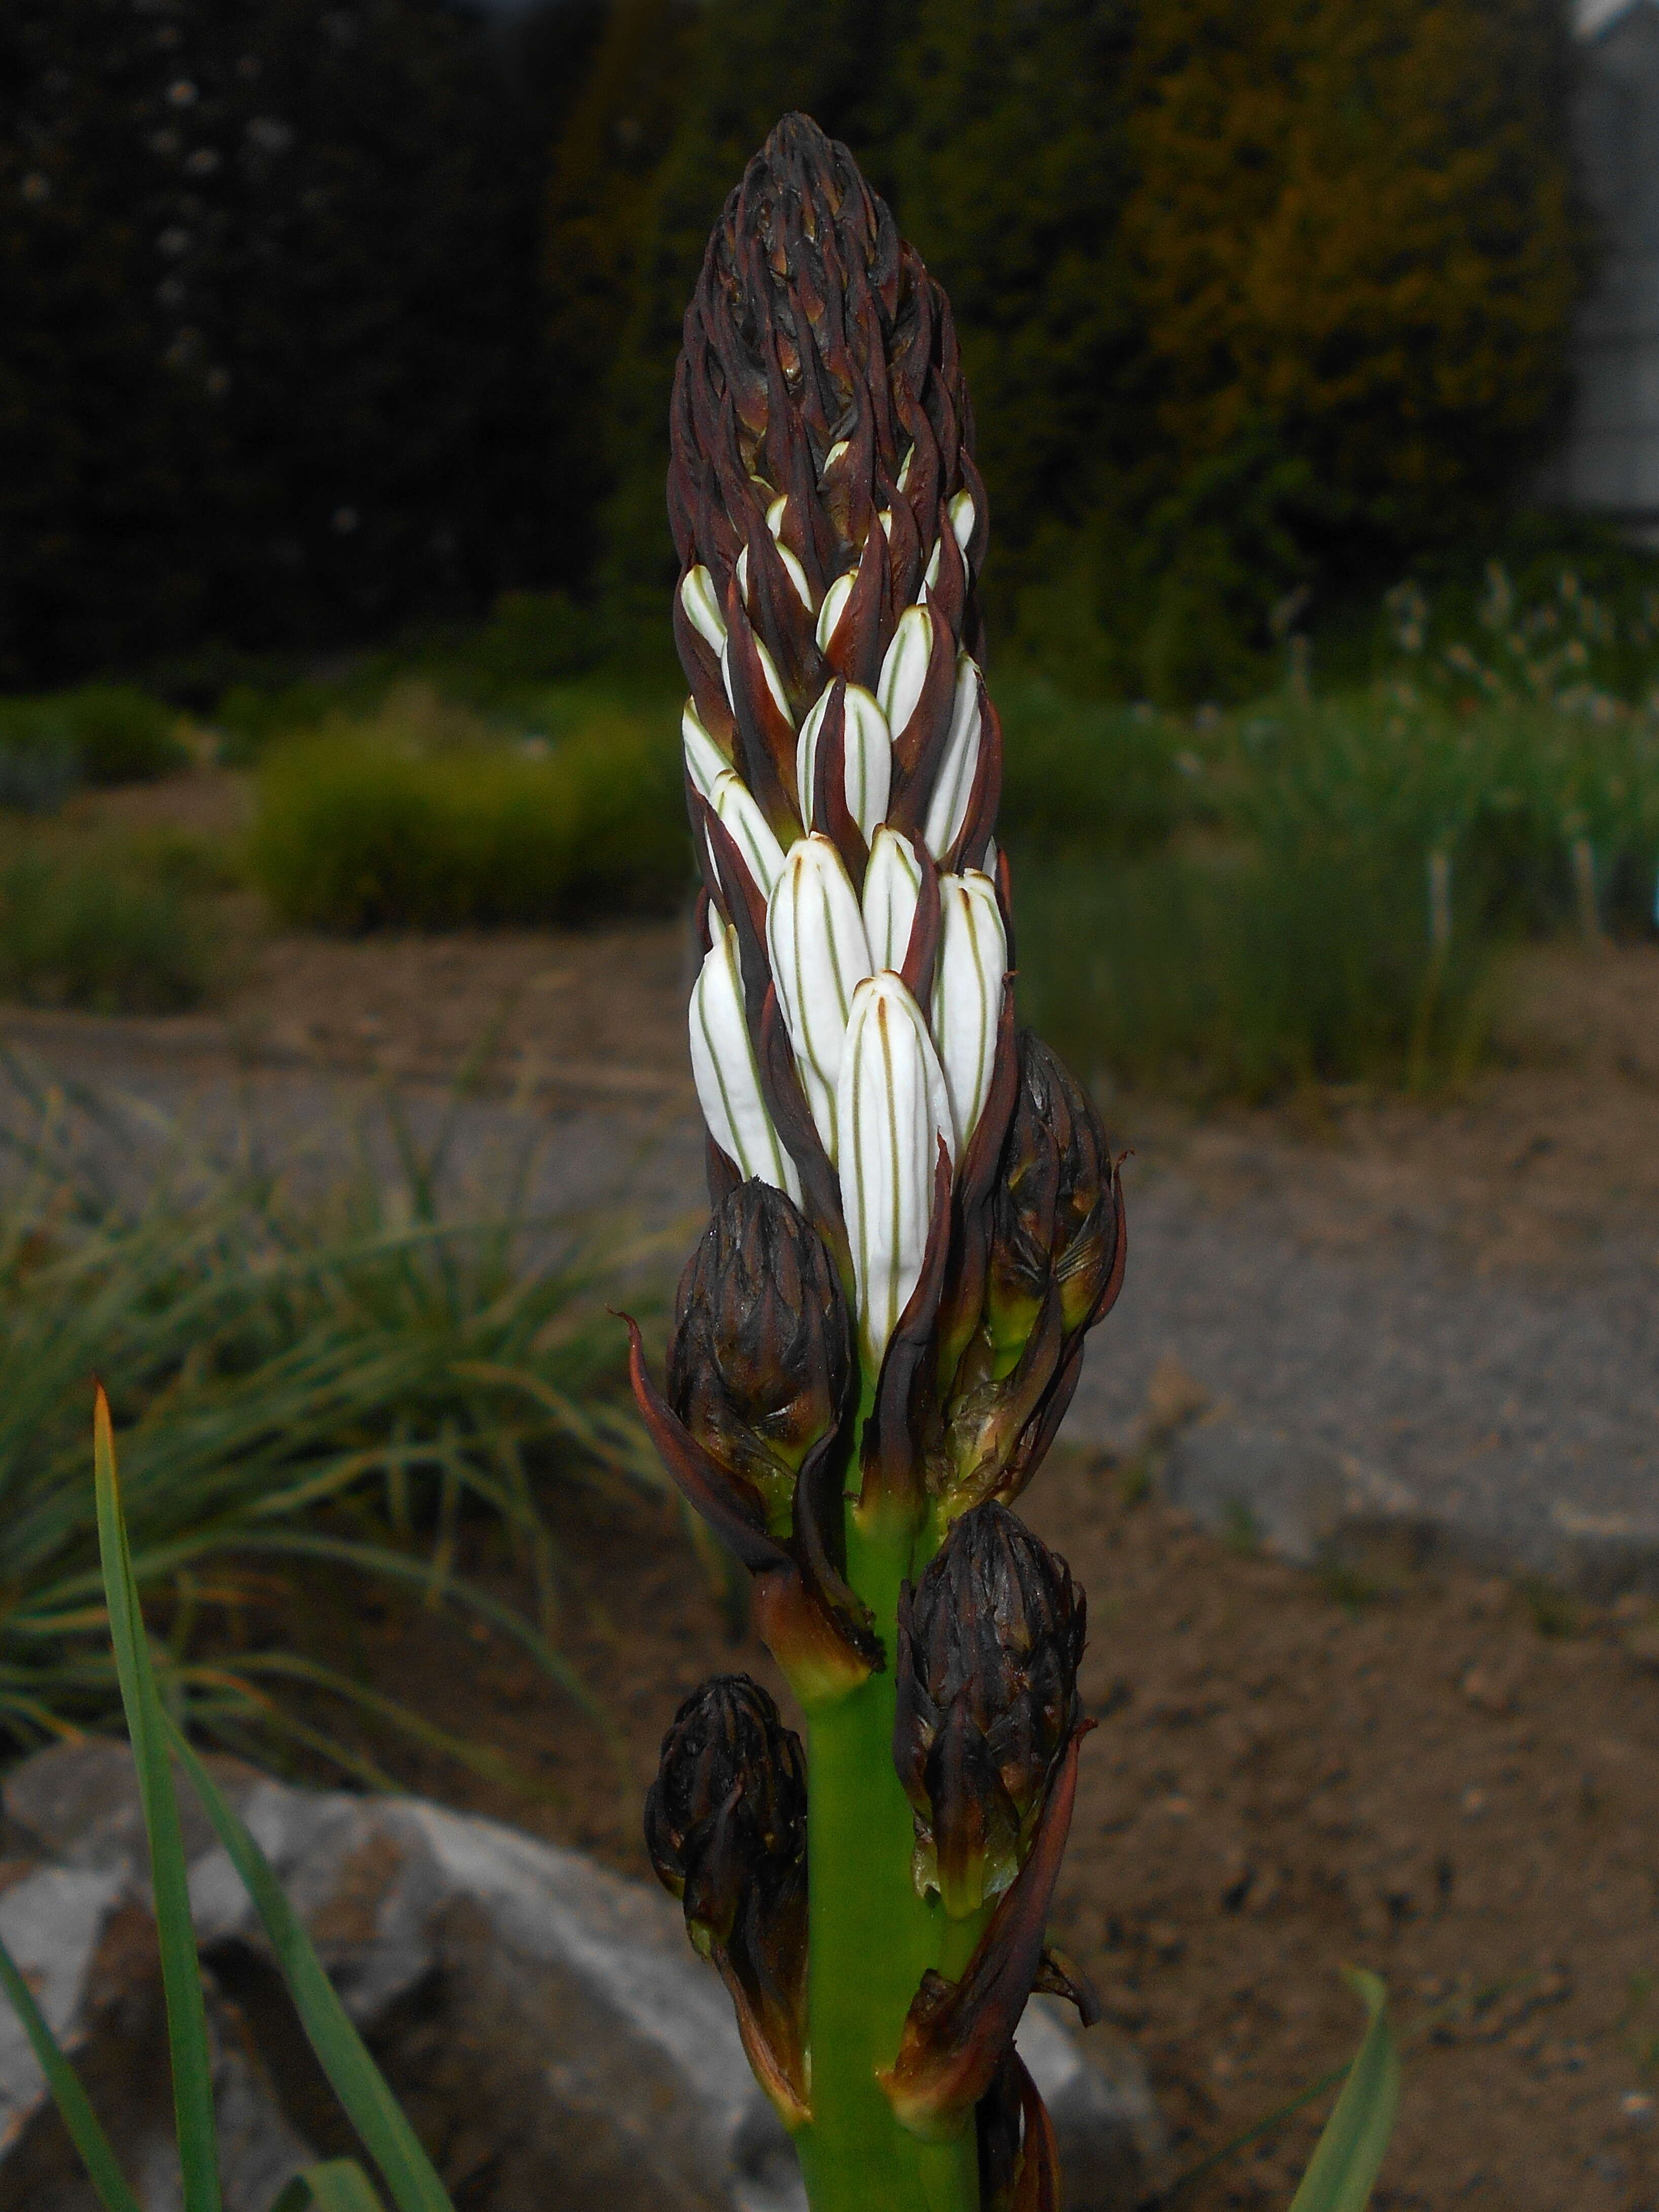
[797,681,891,843]
[708,768,787,901]
[923,659,984,862]
[837,970,955,1369]
[690,919,801,1202]
[932,871,1007,1153]
[767,833,873,1164]
[862,824,924,972]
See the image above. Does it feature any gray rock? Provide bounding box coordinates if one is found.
[0,1741,1167,2211]
[1162,1415,1436,1569]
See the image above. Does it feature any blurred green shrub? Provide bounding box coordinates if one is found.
[0,847,214,1013]
[1016,838,1490,1101]
[996,679,1189,857]
[0,684,189,806]
[251,706,689,930]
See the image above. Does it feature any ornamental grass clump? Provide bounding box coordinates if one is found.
[629,114,1396,2212]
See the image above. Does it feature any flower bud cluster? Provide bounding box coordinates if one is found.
[646,1674,811,2125]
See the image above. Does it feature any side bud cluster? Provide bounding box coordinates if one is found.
[627,1179,880,1706]
[926,1032,1126,1537]
[893,1503,1085,1918]
[646,1675,810,2125]
[881,1508,1096,2148]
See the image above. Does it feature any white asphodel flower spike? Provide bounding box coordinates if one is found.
[682,701,729,803]
[681,566,728,655]
[922,655,982,861]
[932,870,1007,1151]
[708,768,787,900]
[836,972,955,1368]
[766,835,873,1163]
[797,682,892,843]
[862,825,923,972]
[689,918,802,1203]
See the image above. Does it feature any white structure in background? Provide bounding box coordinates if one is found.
[1556,0,1659,532]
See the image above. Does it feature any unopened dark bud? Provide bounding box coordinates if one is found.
[893,1502,1085,1917]
[985,1033,1118,1368]
[645,1672,807,1952]
[668,1179,854,1540]
[645,1674,812,2126]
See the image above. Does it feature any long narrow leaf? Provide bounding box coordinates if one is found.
[269,2160,388,2212]
[1286,1969,1400,2212]
[0,1927,143,2212]
[93,1389,223,2212]
[163,1717,456,2212]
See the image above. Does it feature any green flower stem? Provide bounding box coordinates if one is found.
[797,1509,981,2212]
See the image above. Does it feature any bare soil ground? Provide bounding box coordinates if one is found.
[287,1455,1659,2212]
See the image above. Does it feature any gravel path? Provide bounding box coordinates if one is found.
[3,1021,1654,1587]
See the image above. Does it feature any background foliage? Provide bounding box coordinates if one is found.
[1,0,1588,697]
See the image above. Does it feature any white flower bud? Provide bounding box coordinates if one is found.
[689,920,801,1203]
[681,566,727,654]
[708,768,787,901]
[682,701,728,802]
[766,493,789,538]
[878,604,935,737]
[948,489,976,556]
[932,871,1007,1150]
[815,571,855,654]
[721,629,793,728]
[861,824,923,972]
[797,682,892,843]
[837,973,954,1367]
[922,654,982,860]
[737,538,813,614]
[766,835,873,1161]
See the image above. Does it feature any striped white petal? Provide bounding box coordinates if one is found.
[797,682,892,843]
[721,629,794,728]
[737,538,814,614]
[932,870,1007,1150]
[878,603,934,738]
[816,570,855,654]
[861,824,923,972]
[708,769,787,900]
[682,701,729,802]
[921,654,982,860]
[766,834,873,1163]
[689,920,801,1202]
[837,972,955,1368]
[681,566,727,655]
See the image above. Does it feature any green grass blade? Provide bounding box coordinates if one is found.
[93,1389,223,2212]
[162,1716,455,2212]
[268,2161,388,2212]
[0,1927,143,2212]
[1286,1969,1400,2212]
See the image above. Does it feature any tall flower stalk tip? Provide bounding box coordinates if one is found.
[644,106,1125,2212]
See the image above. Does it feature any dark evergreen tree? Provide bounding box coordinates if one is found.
[881,0,1143,608]
[598,0,907,609]
[1,0,552,683]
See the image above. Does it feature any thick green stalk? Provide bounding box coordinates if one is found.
[796,1510,980,2212]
